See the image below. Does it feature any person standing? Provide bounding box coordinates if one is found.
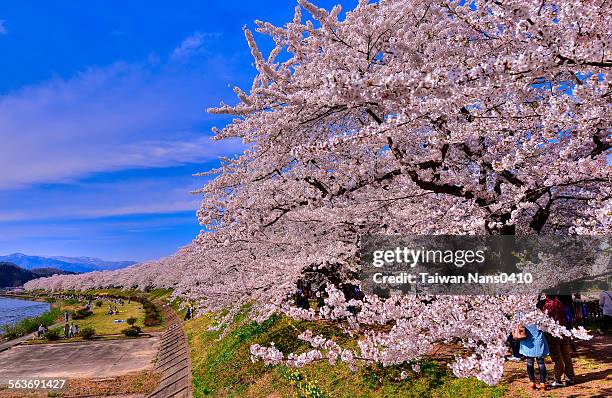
[74,324,79,337]
[64,311,69,322]
[519,323,549,391]
[544,294,575,387]
[506,333,523,361]
[599,290,612,334]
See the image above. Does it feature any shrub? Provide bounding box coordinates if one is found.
[95,300,103,307]
[71,308,93,320]
[127,317,137,326]
[122,325,142,337]
[64,298,79,305]
[141,299,161,326]
[44,328,60,341]
[79,327,96,340]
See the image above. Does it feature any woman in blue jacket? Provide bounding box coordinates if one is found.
[519,323,549,391]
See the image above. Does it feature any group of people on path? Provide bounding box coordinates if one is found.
[63,322,78,339]
[508,294,596,392]
[61,310,78,338]
[36,320,78,340]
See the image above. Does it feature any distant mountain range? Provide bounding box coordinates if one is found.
[0,253,137,274]
[0,262,77,288]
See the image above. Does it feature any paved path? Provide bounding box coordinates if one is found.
[148,305,192,398]
[0,336,160,378]
[0,321,64,353]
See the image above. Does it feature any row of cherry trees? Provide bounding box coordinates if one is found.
[26,0,610,385]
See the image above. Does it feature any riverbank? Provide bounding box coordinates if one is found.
[0,297,58,341]
[0,308,61,341]
[0,292,49,302]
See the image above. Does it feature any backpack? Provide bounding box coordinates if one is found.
[512,323,528,340]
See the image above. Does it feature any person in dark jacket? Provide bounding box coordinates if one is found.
[544,295,575,387]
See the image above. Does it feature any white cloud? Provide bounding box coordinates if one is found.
[172,32,205,58]
[0,20,7,35]
[0,176,205,223]
[171,32,220,59]
[0,61,242,189]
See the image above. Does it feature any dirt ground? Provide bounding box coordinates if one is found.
[0,371,160,398]
[502,334,612,397]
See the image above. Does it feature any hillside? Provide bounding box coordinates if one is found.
[0,262,75,288]
[0,253,137,273]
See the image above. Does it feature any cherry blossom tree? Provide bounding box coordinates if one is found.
[194,0,609,383]
[26,0,610,385]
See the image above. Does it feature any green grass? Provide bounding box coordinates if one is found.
[148,288,173,301]
[183,309,508,398]
[1,306,63,339]
[58,299,150,336]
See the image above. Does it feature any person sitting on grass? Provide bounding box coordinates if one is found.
[519,319,549,391]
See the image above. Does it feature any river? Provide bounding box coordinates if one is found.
[0,297,50,330]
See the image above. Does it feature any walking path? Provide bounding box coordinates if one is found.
[147,305,192,398]
[0,321,64,353]
[502,334,612,397]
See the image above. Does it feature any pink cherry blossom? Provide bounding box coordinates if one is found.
[25,0,609,385]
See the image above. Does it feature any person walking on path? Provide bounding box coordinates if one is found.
[600,290,612,334]
[519,322,549,391]
[544,294,576,387]
[64,311,69,322]
[64,323,70,339]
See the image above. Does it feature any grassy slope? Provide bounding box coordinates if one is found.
[183,310,507,398]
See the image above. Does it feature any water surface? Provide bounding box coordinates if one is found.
[0,297,50,330]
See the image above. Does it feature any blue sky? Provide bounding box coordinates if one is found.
[0,0,354,261]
